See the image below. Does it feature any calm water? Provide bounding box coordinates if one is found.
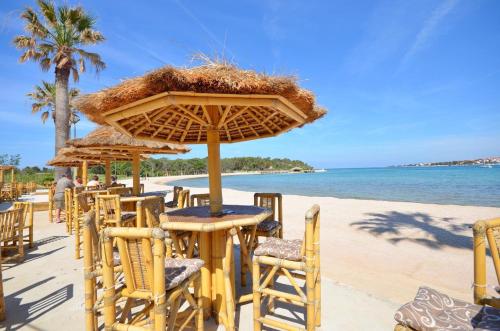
[169,166,500,207]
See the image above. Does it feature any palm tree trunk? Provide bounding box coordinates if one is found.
[54,67,71,179]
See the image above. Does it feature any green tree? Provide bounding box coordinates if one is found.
[27,80,80,126]
[14,0,105,179]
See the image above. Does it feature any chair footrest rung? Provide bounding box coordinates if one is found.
[258,317,304,331]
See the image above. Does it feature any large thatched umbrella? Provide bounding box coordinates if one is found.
[76,63,326,214]
[0,165,16,183]
[68,125,190,194]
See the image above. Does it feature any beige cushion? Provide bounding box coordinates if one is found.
[165,258,204,290]
[394,287,500,330]
[254,237,302,261]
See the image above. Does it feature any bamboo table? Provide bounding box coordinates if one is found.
[120,191,169,212]
[159,205,272,329]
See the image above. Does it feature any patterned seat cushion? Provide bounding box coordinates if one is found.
[165,258,204,290]
[394,287,500,331]
[257,220,280,232]
[254,237,303,261]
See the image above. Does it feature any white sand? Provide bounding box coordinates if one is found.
[2,175,499,330]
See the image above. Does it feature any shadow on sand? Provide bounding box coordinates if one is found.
[350,211,472,250]
[0,276,73,330]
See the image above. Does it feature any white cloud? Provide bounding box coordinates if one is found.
[401,0,459,65]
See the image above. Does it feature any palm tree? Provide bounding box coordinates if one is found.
[14,0,105,178]
[27,80,80,130]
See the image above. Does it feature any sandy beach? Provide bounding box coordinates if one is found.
[2,175,500,330]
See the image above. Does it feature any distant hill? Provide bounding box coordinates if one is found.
[401,156,500,167]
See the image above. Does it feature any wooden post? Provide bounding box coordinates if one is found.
[11,168,15,183]
[105,160,112,186]
[82,161,88,185]
[101,231,116,330]
[206,105,223,215]
[305,208,316,330]
[83,213,96,331]
[153,233,166,331]
[132,152,141,196]
[77,166,82,179]
[0,169,3,183]
[0,254,5,321]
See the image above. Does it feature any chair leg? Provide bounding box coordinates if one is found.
[306,264,316,331]
[29,226,33,249]
[252,258,262,331]
[195,276,204,331]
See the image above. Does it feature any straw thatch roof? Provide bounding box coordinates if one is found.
[76,64,326,124]
[46,154,103,167]
[68,126,190,154]
[0,165,16,171]
[75,64,326,144]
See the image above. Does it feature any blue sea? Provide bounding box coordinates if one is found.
[169,166,500,207]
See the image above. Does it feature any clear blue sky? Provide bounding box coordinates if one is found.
[1,0,499,168]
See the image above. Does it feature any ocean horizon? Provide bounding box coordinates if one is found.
[168,165,500,208]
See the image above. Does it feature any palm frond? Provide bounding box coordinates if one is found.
[37,0,57,28]
[41,111,49,123]
[76,48,105,72]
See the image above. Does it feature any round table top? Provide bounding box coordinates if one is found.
[160,204,272,232]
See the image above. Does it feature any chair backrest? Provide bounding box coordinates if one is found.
[190,193,210,207]
[76,192,94,213]
[107,187,132,197]
[83,210,101,263]
[138,196,165,227]
[254,192,283,224]
[301,205,320,260]
[96,195,124,227]
[172,186,183,203]
[177,189,190,209]
[0,208,23,242]
[103,227,165,294]
[13,202,34,227]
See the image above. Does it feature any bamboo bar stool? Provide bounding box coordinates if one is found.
[177,189,190,209]
[101,227,204,331]
[165,186,183,208]
[253,205,321,331]
[12,202,34,249]
[0,208,25,263]
[96,194,136,228]
[241,193,283,286]
[190,193,210,207]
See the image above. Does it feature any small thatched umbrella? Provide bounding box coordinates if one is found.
[48,147,144,185]
[76,63,326,214]
[68,125,190,194]
[0,165,16,183]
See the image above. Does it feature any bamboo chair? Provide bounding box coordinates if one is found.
[136,196,165,228]
[0,183,3,204]
[0,183,16,201]
[75,192,94,259]
[190,193,210,207]
[12,202,34,249]
[96,194,136,229]
[140,183,145,194]
[473,217,500,308]
[107,187,133,197]
[0,208,25,263]
[240,193,283,286]
[101,227,204,331]
[252,205,321,331]
[166,186,183,208]
[83,210,127,331]
[0,254,4,321]
[177,189,190,209]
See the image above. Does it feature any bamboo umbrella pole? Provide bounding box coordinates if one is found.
[11,168,15,183]
[105,160,112,186]
[132,152,141,196]
[82,161,88,185]
[207,105,223,215]
[199,232,212,318]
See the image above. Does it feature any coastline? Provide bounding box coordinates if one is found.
[126,174,500,304]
